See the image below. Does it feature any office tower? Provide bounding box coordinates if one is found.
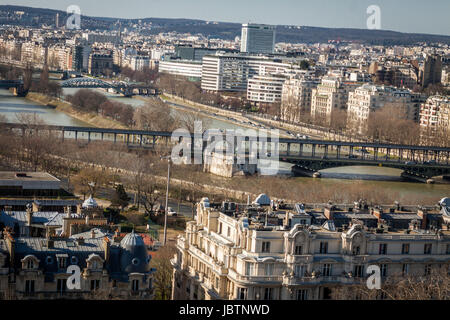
[240,23,275,54]
[421,54,442,88]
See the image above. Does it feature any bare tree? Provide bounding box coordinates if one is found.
[151,243,177,300]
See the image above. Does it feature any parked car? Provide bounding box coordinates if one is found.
[424,160,437,165]
[405,161,416,165]
[167,207,177,216]
[348,154,358,159]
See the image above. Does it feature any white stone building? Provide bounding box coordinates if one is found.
[171,198,450,300]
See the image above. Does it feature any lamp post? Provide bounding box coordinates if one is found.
[161,156,171,246]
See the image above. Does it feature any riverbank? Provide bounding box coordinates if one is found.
[25,92,128,129]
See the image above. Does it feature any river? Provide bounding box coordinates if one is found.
[0,87,448,200]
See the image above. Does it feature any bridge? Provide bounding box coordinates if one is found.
[2,123,450,182]
[60,78,157,96]
[0,80,26,96]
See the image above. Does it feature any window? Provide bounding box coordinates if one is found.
[57,279,66,293]
[353,265,364,278]
[245,262,254,276]
[264,263,274,276]
[424,244,432,255]
[424,264,432,276]
[262,241,271,253]
[322,264,332,277]
[27,260,34,269]
[319,242,328,254]
[58,257,67,269]
[379,243,387,255]
[238,287,247,300]
[227,227,231,237]
[401,243,410,254]
[296,289,308,300]
[132,279,139,292]
[380,264,387,277]
[90,279,100,291]
[352,246,360,255]
[46,256,53,265]
[447,244,450,255]
[264,288,273,300]
[295,265,305,277]
[25,280,35,294]
[70,256,78,265]
[295,245,303,255]
[402,264,409,276]
[218,222,222,234]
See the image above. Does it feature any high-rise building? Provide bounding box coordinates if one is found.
[240,23,275,54]
[421,54,442,88]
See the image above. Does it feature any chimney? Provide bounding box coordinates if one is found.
[26,203,33,226]
[32,201,40,213]
[76,204,82,215]
[324,207,334,220]
[76,237,84,245]
[91,229,96,239]
[103,237,110,264]
[417,208,428,230]
[372,207,383,221]
[85,215,90,225]
[64,206,71,218]
[4,229,15,265]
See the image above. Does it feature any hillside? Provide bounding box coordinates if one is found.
[1,5,450,45]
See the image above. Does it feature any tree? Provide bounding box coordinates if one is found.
[71,167,111,199]
[111,184,131,211]
[151,243,177,300]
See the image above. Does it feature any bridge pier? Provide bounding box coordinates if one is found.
[312,144,316,158]
[299,144,303,157]
[75,131,78,141]
[88,131,91,143]
[114,133,117,144]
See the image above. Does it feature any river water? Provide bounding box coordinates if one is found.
[0,87,448,200]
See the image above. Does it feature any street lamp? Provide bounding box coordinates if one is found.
[161,155,171,246]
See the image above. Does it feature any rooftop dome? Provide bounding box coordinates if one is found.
[119,230,150,273]
[120,230,145,248]
[82,195,98,209]
[253,193,270,206]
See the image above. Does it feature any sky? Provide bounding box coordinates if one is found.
[5,0,450,36]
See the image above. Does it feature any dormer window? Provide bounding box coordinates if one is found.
[56,254,68,269]
[21,255,40,270]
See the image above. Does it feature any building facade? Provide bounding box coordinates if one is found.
[240,24,275,54]
[171,197,450,300]
[281,77,319,123]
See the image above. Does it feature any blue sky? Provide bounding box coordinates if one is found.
[6,0,450,36]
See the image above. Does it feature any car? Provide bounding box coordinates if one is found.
[266,152,271,157]
[348,154,358,159]
[424,160,437,165]
[302,135,309,139]
[405,161,416,165]
[167,207,177,216]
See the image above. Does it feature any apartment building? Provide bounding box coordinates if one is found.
[171,197,450,300]
[310,76,359,125]
[347,84,421,134]
[201,53,292,92]
[158,60,203,79]
[247,74,286,104]
[419,96,450,134]
[281,77,319,122]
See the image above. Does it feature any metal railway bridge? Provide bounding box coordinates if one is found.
[2,123,450,182]
[60,77,157,96]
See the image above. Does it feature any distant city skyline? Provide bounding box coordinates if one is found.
[5,0,450,36]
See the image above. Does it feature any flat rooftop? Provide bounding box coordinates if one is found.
[0,172,60,190]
